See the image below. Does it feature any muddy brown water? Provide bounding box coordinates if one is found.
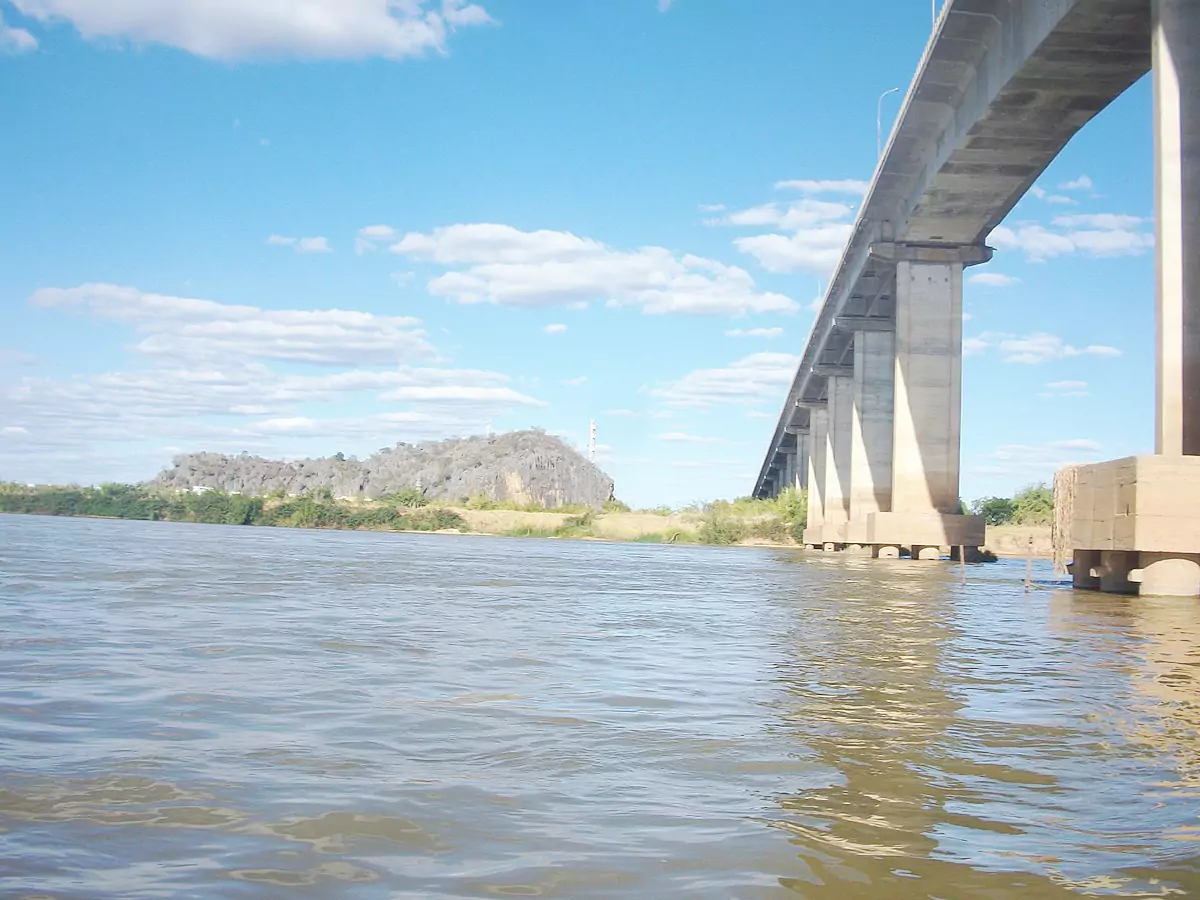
[2,514,1199,898]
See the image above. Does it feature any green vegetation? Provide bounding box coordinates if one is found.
[381,488,429,508]
[0,483,466,534]
[691,487,808,545]
[968,483,1054,526]
[463,495,597,514]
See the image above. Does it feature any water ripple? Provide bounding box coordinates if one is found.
[2,514,1199,897]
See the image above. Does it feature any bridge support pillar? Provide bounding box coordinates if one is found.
[823,374,854,547]
[859,242,989,555]
[780,446,797,499]
[804,406,829,547]
[1154,0,1200,456]
[846,328,895,545]
[1064,2,1200,596]
[795,432,809,491]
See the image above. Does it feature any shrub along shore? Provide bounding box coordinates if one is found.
[0,483,810,547]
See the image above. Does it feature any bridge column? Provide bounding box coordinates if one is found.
[867,243,989,557]
[795,430,809,491]
[823,375,854,547]
[1063,2,1200,597]
[847,328,895,547]
[1155,0,1200,456]
[803,404,828,547]
[780,445,797,498]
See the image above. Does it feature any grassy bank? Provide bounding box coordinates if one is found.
[0,483,809,547]
[0,483,469,534]
[0,482,1040,554]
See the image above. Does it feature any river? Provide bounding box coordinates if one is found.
[1,514,1198,898]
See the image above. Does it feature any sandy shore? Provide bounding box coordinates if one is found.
[451,508,1054,557]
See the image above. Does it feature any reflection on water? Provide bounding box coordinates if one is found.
[1,515,1199,898]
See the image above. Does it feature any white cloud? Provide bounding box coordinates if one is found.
[296,236,331,254]
[746,411,773,419]
[267,234,331,253]
[29,283,434,366]
[0,10,37,51]
[2,357,547,485]
[1059,175,1094,192]
[360,224,398,239]
[698,203,726,213]
[0,349,37,366]
[380,385,545,405]
[658,0,674,10]
[734,225,852,276]
[543,323,568,335]
[965,331,1123,364]
[443,0,491,27]
[970,439,1104,483]
[1039,379,1090,398]
[561,376,586,387]
[391,223,794,315]
[257,416,317,433]
[356,224,399,254]
[773,179,869,195]
[1051,214,1145,230]
[967,272,1020,288]
[9,0,492,61]
[603,408,638,417]
[1044,194,1077,205]
[711,186,857,277]
[1,426,30,437]
[962,337,989,357]
[712,198,853,230]
[652,352,799,408]
[725,327,783,338]
[990,211,1153,261]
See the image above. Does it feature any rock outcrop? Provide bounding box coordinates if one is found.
[149,430,615,508]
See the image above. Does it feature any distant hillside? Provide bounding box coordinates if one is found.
[149,430,615,508]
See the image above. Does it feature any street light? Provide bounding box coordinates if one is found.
[877,87,901,159]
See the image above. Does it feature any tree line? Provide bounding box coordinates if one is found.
[0,483,466,533]
[967,483,1054,526]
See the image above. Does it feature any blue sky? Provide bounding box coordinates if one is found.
[0,0,1157,508]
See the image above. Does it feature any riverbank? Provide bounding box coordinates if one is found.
[0,483,1050,554]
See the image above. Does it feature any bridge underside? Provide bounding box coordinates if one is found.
[757,0,1200,589]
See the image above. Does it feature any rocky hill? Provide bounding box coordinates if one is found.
[149,430,615,508]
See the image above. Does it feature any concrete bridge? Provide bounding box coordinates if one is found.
[754,0,1200,592]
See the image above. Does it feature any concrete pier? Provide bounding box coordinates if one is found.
[1064,0,1200,596]
[847,328,894,545]
[823,375,854,546]
[805,406,829,548]
[1155,0,1200,456]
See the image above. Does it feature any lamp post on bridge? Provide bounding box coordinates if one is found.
[877,87,901,159]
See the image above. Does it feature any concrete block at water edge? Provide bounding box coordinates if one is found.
[844,519,871,545]
[865,512,984,548]
[1072,456,1200,554]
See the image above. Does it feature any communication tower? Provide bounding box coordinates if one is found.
[588,419,597,463]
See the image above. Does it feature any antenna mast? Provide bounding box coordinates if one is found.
[588,419,597,463]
